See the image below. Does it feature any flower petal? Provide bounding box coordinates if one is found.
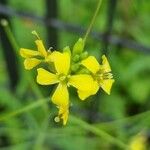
[69,74,95,91]
[129,133,147,150]
[77,81,99,100]
[101,55,111,72]
[52,83,69,107]
[20,48,40,58]
[24,58,41,70]
[55,105,69,125]
[50,51,70,75]
[35,40,47,57]
[37,68,58,85]
[100,79,115,95]
[81,56,100,74]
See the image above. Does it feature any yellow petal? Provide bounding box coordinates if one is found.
[35,40,47,57]
[129,133,147,150]
[69,75,96,91]
[50,51,70,75]
[100,79,114,95]
[24,58,41,70]
[20,48,40,58]
[37,68,58,85]
[77,81,99,100]
[81,56,100,74]
[55,105,69,125]
[101,55,111,72]
[52,83,69,107]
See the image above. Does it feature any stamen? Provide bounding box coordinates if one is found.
[59,76,66,81]
[58,74,70,83]
[0,19,8,26]
[54,116,60,123]
[48,47,53,52]
[103,72,113,79]
[31,30,40,39]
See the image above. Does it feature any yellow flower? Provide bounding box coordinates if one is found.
[20,32,50,70]
[81,55,114,98]
[54,105,69,125]
[129,133,147,150]
[37,50,96,125]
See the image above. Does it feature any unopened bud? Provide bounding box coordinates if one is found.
[73,38,85,55]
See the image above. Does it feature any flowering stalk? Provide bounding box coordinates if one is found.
[84,0,103,43]
[18,0,113,126]
[19,31,114,125]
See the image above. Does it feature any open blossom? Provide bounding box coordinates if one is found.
[81,55,114,99]
[37,50,97,125]
[20,33,115,125]
[20,32,51,70]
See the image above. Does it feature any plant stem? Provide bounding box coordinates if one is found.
[98,110,150,126]
[84,0,103,42]
[1,20,48,110]
[1,20,50,149]
[70,115,128,149]
[0,98,49,121]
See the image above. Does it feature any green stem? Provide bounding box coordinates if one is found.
[33,115,50,150]
[1,20,50,150]
[0,98,49,122]
[70,115,128,149]
[1,20,48,110]
[97,110,150,127]
[84,0,103,42]
[3,24,19,52]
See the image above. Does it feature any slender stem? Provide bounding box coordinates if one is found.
[0,98,49,121]
[33,115,49,150]
[1,20,50,149]
[1,96,149,149]
[97,110,150,126]
[1,20,19,53]
[70,115,128,149]
[84,0,103,42]
[1,20,48,109]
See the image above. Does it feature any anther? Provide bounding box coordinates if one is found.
[31,30,40,39]
[54,116,60,123]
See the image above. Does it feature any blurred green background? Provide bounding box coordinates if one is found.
[0,0,150,149]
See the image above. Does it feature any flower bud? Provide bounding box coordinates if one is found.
[63,46,71,56]
[73,54,80,62]
[80,51,88,60]
[71,63,80,72]
[73,38,85,55]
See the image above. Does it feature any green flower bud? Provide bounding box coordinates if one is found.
[80,51,88,60]
[73,38,85,55]
[71,63,80,72]
[63,46,71,56]
[77,68,91,74]
[73,54,80,62]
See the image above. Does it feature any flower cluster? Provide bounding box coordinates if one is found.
[20,32,114,125]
